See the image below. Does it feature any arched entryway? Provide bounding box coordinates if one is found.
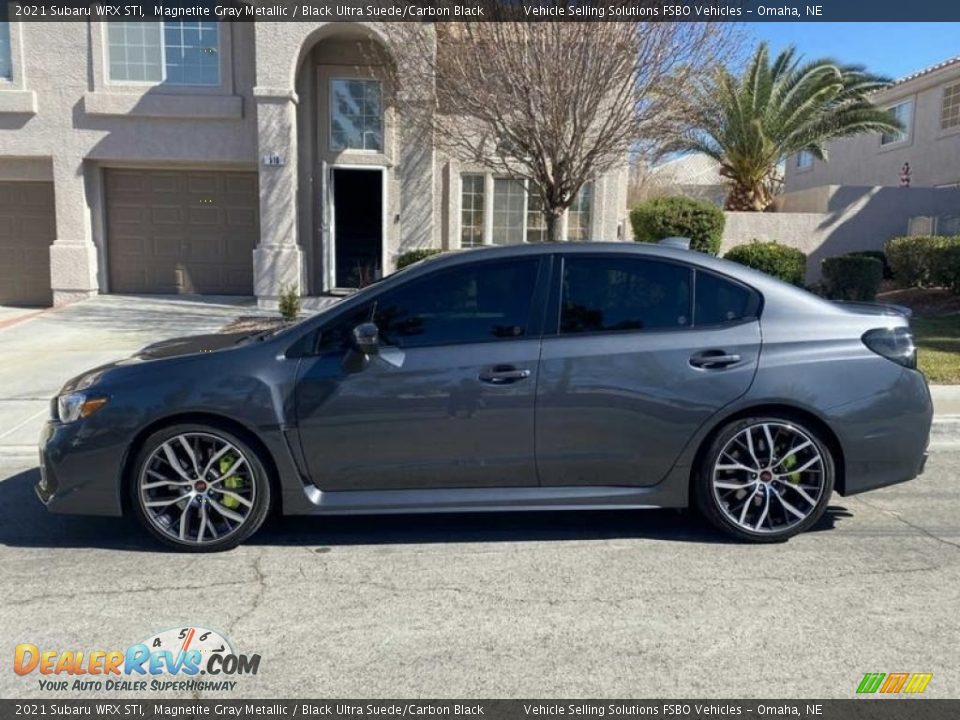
[294,24,397,294]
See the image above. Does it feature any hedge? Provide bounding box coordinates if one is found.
[847,250,893,280]
[396,248,443,269]
[821,255,884,301]
[630,196,725,255]
[884,235,948,287]
[723,241,807,286]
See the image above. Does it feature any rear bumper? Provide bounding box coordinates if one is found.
[829,369,932,496]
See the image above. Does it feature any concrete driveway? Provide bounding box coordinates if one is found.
[0,295,266,456]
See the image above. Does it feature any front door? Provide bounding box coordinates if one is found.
[536,254,762,487]
[330,167,382,290]
[294,257,548,491]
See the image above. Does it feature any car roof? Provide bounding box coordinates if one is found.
[400,242,839,317]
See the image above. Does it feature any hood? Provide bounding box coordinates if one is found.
[135,332,254,360]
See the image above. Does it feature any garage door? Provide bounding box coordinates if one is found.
[106,169,259,295]
[0,182,55,306]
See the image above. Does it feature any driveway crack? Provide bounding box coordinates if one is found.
[852,495,960,551]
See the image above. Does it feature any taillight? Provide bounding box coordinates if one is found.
[862,327,917,369]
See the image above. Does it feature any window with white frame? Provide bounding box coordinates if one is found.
[460,175,485,248]
[881,100,913,145]
[942,83,960,131]
[107,22,220,86]
[0,22,12,80]
[492,178,526,245]
[461,174,594,245]
[331,79,383,152]
[796,151,814,169]
[526,191,547,244]
[568,183,594,241]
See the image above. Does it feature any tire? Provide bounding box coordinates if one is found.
[694,415,835,543]
[129,423,272,552]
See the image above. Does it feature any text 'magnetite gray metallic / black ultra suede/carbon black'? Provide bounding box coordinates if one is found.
[36,241,932,551]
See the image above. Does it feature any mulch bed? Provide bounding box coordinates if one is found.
[876,287,960,317]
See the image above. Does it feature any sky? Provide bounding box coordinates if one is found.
[748,23,960,80]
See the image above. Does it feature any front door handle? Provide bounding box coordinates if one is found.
[479,366,531,384]
[690,350,742,369]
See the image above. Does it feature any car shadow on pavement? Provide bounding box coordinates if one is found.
[0,466,853,552]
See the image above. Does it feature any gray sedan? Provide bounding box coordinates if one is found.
[36,241,932,551]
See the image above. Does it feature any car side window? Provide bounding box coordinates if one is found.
[317,259,540,352]
[316,305,375,354]
[560,256,692,334]
[694,271,760,326]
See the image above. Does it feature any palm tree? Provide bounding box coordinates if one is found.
[675,43,902,211]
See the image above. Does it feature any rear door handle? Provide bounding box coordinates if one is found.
[690,350,742,369]
[479,366,531,384]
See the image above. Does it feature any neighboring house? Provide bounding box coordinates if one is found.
[0,21,628,307]
[786,56,960,192]
[633,153,729,207]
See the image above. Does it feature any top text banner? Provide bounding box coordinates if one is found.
[7,0,960,22]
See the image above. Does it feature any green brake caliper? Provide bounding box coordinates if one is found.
[781,453,801,484]
[218,453,245,509]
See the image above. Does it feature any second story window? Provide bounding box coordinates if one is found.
[331,79,383,152]
[942,82,960,131]
[881,100,913,145]
[0,22,12,81]
[107,22,220,86]
[795,150,814,169]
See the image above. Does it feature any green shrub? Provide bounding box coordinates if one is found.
[396,248,442,269]
[630,196,725,255]
[847,250,893,280]
[278,283,301,322]
[885,236,951,287]
[724,241,807,286]
[821,255,884,301]
[932,243,960,293]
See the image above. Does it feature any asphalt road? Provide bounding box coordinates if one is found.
[1,445,958,700]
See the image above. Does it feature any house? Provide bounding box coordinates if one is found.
[785,56,960,192]
[0,20,629,307]
[633,153,729,207]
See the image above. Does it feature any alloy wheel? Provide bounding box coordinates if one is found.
[711,422,826,535]
[138,432,256,546]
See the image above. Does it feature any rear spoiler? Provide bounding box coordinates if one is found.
[831,300,912,319]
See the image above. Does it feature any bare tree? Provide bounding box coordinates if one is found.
[379,17,736,241]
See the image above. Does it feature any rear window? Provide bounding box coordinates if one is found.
[694,271,760,326]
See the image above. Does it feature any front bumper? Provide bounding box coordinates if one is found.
[36,418,125,516]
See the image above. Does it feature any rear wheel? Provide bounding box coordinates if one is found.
[695,416,835,542]
[130,424,271,552]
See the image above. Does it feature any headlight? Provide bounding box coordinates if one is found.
[56,393,108,423]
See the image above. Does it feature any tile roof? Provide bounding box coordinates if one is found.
[890,56,960,87]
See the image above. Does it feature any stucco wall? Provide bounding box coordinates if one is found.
[785,63,960,192]
[722,185,960,282]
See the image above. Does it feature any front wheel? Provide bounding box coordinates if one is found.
[694,416,835,542]
[130,424,271,552]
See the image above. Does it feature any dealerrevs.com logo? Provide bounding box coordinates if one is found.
[13,626,260,693]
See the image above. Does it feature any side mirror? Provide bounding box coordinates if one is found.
[352,322,380,356]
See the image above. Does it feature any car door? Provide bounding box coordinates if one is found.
[535,253,762,487]
[293,256,548,491]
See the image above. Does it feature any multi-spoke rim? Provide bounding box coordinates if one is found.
[138,432,256,546]
[712,422,826,535]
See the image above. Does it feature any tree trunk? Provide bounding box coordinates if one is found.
[545,207,565,242]
[725,182,772,212]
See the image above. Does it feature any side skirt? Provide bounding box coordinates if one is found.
[281,477,689,516]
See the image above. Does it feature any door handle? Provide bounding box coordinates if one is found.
[690,350,742,369]
[479,366,531,384]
